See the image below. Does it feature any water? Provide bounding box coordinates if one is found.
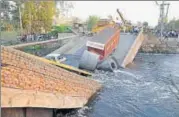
[63,53,179,117]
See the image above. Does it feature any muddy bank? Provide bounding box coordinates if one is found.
[140,33,179,54]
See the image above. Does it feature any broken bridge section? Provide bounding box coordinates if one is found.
[45,29,145,70]
[121,30,145,67]
[1,46,101,109]
[113,29,145,68]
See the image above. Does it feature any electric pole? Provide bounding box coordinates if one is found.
[155,1,170,40]
[0,1,2,46]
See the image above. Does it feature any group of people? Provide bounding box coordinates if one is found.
[18,33,51,42]
[17,33,35,42]
[132,26,140,34]
[155,30,179,38]
[163,30,178,38]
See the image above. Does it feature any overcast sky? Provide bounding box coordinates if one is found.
[71,1,179,27]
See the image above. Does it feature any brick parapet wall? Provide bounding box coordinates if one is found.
[1,46,101,99]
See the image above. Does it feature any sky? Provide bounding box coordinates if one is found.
[70,1,179,27]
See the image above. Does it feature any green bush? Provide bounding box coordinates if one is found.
[23,45,42,51]
[52,25,72,33]
[49,25,72,37]
[86,15,100,31]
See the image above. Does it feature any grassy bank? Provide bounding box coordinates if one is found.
[1,31,18,41]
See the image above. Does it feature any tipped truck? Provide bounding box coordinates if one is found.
[79,27,120,71]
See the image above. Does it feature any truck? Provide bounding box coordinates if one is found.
[79,27,120,71]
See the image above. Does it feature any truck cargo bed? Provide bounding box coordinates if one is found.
[88,27,117,44]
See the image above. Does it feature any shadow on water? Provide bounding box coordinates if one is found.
[60,53,179,117]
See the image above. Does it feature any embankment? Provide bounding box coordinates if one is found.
[140,33,179,54]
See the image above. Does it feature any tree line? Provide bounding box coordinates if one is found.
[22,1,55,34]
[0,1,59,34]
[166,18,179,31]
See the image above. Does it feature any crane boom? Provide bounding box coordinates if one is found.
[116,9,126,24]
[116,8,133,33]
[155,1,159,6]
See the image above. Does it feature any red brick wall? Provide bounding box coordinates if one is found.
[1,46,101,99]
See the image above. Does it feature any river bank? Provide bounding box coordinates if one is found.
[140,33,179,54]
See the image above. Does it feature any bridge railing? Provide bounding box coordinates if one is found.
[7,35,78,49]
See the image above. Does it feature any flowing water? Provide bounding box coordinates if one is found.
[62,53,179,117]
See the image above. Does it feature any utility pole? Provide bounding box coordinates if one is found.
[0,2,3,114]
[155,1,170,40]
[18,1,23,35]
[160,1,164,40]
[0,1,2,46]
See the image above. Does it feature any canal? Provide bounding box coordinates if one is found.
[65,53,179,117]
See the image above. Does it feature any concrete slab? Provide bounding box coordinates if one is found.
[113,33,137,65]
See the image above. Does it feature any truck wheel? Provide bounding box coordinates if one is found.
[111,56,119,69]
[97,56,119,72]
[108,57,118,72]
[111,62,116,69]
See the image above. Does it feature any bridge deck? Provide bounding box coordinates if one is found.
[113,33,137,66]
[47,30,144,69]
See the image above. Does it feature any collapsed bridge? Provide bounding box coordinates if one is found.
[48,28,145,71]
[1,46,101,117]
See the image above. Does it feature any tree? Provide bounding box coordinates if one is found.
[10,2,19,29]
[143,22,148,27]
[0,0,17,30]
[86,15,100,31]
[21,1,55,34]
[0,0,11,20]
[143,21,148,31]
[161,17,179,31]
[143,21,149,33]
[38,2,55,33]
